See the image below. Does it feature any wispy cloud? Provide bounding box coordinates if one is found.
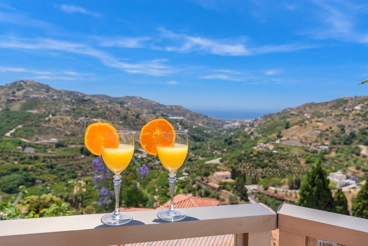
[57,4,100,18]
[264,69,282,75]
[0,66,49,74]
[199,74,243,81]
[158,28,250,56]
[99,37,151,48]
[157,28,313,56]
[213,69,241,74]
[262,78,298,84]
[167,80,178,85]
[0,66,94,80]
[0,11,51,28]
[307,0,368,43]
[252,44,315,54]
[35,76,76,80]
[0,37,174,76]
[0,3,16,10]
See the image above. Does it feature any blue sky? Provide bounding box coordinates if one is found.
[0,0,368,119]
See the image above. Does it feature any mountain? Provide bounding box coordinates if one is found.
[254,96,368,143]
[214,95,368,184]
[0,80,224,142]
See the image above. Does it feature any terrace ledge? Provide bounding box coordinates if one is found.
[0,203,276,246]
[278,203,368,246]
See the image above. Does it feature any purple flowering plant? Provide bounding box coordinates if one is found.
[91,156,150,210]
[92,157,114,209]
[136,164,149,179]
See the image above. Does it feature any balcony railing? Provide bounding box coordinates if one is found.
[278,203,368,246]
[0,203,367,246]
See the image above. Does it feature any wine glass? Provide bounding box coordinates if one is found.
[156,130,188,222]
[101,130,135,226]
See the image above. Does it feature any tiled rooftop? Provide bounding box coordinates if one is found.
[162,194,219,209]
[127,234,234,246]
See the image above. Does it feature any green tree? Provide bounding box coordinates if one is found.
[17,193,73,217]
[234,174,249,202]
[297,159,335,212]
[0,203,22,220]
[352,179,368,219]
[359,79,368,85]
[0,174,26,194]
[333,189,349,215]
[328,181,337,190]
[285,122,290,129]
[228,194,238,204]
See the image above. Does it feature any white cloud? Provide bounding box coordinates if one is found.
[0,11,51,28]
[0,37,174,76]
[157,28,313,56]
[36,76,76,81]
[167,80,178,85]
[264,69,282,75]
[263,78,298,84]
[58,4,100,17]
[213,69,241,74]
[0,66,52,75]
[0,67,26,73]
[307,0,368,44]
[99,37,151,48]
[0,66,95,80]
[0,3,16,10]
[158,28,250,56]
[199,74,243,81]
[252,44,315,54]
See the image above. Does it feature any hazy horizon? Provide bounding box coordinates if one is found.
[0,0,367,113]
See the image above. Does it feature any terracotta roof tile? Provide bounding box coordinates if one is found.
[127,234,234,246]
[162,195,219,209]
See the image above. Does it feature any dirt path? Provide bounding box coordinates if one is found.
[4,124,23,137]
[359,145,368,156]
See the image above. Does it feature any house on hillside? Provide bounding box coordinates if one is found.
[207,182,221,191]
[327,170,356,187]
[24,147,35,154]
[319,146,329,151]
[354,104,365,110]
[223,122,241,129]
[78,117,89,121]
[214,171,231,180]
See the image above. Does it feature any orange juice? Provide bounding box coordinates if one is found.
[102,144,134,173]
[157,143,188,173]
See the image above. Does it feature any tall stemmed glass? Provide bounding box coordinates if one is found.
[101,130,135,226]
[157,130,188,222]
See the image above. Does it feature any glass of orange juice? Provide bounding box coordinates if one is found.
[157,130,188,222]
[101,130,135,226]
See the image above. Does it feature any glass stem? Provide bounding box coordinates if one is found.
[168,172,176,212]
[113,174,122,216]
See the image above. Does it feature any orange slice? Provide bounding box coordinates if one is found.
[140,118,175,156]
[84,122,119,156]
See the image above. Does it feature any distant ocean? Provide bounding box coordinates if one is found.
[193,109,276,121]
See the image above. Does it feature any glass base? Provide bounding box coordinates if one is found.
[101,212,133,226]
[157,209,186,222]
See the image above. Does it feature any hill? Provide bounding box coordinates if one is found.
[213,96,368,187]
[0,80,367,216]
[0,80,224,143]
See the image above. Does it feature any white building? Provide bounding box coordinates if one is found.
[328,170,355,187]
[223,122,241,129]
[214,171,231,179]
